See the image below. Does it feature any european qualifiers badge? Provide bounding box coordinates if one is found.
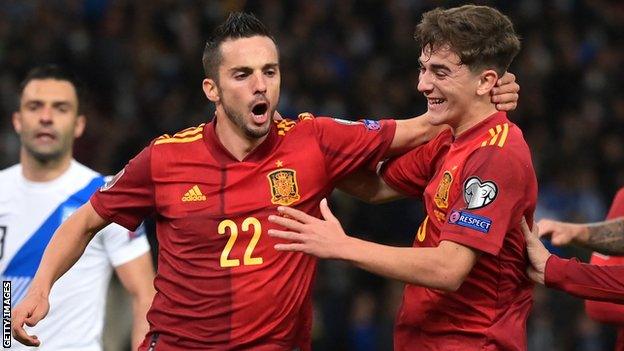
[3,280,10,348]
[267,169,301,206]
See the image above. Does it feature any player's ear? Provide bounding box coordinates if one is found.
[12,112,22,134]
[203,78,220,103]
[476,69,498,96]
[74,114,86,138]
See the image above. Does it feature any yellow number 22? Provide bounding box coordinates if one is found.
[218,217,264,268]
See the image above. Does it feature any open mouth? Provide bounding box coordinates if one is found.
[252,102,268,115]
[251,101,269,124]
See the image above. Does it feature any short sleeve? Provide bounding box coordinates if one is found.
[101,222,151,267]
[381,133,448,198]
[313,117,396,182]
[441,148,528,255]
[90,145,155,231]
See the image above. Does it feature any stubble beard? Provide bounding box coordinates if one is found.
[221,97,272,140]
[21,132,70,164]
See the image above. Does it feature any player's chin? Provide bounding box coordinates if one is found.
[245,123,271,139]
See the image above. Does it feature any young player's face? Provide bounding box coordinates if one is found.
[13,79,85,163]
[417,46,480,128]
[215,35,280,139]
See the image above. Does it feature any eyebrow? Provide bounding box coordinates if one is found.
[229,63,280,73]
[23,99,73,108]
[419,59,451,73]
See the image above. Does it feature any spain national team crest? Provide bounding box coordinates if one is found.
[434,171,453,209]
[268,169,301,206]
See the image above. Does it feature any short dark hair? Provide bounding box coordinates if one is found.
[19,64,84,113]
[415,5,521,76]
[202,12,276,79]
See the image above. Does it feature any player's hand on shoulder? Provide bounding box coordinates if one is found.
[491,72,519,112]
[12,291,50,346]
[537,219,587,246]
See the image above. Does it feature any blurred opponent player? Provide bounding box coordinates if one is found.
[1,65,155,350]
[12,14,519,350]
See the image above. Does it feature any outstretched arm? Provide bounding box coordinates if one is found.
[523,218,624,303]
[12,202,110,346]
[268,199,477,291]
[538,218,624,256]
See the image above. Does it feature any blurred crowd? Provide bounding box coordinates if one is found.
[1,0,623,350]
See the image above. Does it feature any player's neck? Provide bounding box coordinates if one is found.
[214,113,268,161]
[20,149,72,182]
[452,101,498,137]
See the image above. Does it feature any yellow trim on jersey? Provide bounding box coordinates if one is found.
[155,133,203,145]
[154,124,205,145]
[480,123,509,148]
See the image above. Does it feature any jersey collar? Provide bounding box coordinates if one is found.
[203,117,279,164]
[452,111,509,146]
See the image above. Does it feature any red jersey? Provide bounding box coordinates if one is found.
[90,116,396,350]
[545,256,624,304]
[382,112,537,351]
[587,188,624,351]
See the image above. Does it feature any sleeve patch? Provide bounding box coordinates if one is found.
[463,176,498,209]
[100,169,125,192]
[362,119,381,131]
[448,210,492,233]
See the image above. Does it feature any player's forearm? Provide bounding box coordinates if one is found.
[586,300,624,325]
[131,295,152,350]
[337,169,404,204]
[577,219,624,256]
[339,237,466,291]
[30,204,107,292]
[387,113,444,155]
[545,256,624,304]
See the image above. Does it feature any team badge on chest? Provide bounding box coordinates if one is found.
[434,171,453,209]
[268,169,301,206]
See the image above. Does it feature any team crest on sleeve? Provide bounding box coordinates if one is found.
[362,119,381,131]
[100,169,125,192]
[267,169,301,206]
[434,171,453,209]
[463,176,497,209]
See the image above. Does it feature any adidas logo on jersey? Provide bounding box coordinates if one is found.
[182,185,206,202]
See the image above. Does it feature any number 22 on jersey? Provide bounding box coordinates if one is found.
[218,217,263,268]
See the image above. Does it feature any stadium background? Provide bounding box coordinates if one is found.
[1,0,623,350]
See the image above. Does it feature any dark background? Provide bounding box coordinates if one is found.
[1,1,623,350]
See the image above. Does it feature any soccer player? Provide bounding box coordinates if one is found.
[532,188,624,350]
[1,65,155,350]
[269,5,536,350]
[12,13,519,350]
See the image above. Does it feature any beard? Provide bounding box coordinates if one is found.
[221,95,273,139]
[21,134,68,164]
